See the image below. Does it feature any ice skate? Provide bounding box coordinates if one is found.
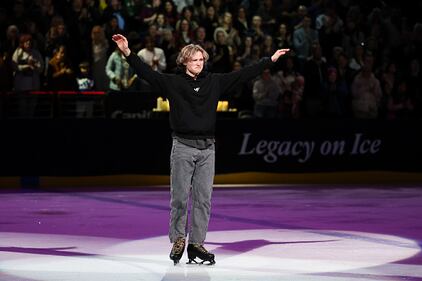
[187,243,216,265]
[169,237,185,265]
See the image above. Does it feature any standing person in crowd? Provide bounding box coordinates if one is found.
[90,25,110,90]
[106,46,137,91]
[112,33,289,265]
[46,45,77,90]
[76,61,95,91]
[293,15,318,69]
[0,50,14,91]
[137,36,167,72]
[4,25,20,59]
[11,34,44,91]
[211,27,232,73]
[351,52,382,119]
[252,68,282,118]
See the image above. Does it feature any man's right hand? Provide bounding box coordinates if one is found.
[112,34,131,57]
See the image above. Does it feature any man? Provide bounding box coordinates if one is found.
[137,36,167,72]
[112,33,289,265]
[253,68,282,118]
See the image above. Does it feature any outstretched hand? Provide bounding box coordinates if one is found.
[271,49,290,62]
[112,34,131,56]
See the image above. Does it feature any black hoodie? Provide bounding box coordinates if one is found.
[125,52,273,139]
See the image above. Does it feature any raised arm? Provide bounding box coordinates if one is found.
[219,49,290,95]
[271,49,290,63]
[112,34,131,57]
[112,34,164,90]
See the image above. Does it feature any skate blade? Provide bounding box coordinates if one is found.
[186,258,215,266]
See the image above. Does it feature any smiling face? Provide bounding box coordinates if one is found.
[185,51,204,77]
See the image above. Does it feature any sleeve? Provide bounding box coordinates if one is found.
[105,53,116,80]
[125,52,165,93]
[158,50,167,72]
[217,57,273,96]
[32,50,44,74]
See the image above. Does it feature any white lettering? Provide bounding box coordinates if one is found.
[319,140,345,156]
[351,133,363,155]
[238,133,255,155]
[110,110,150,119]
[370,139,381,154]
[256,140,268,155]
[238,133,315,163]
[300,141,315,163]
[264,141,280,163]
[351,133,382,155]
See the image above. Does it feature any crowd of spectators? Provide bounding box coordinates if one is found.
[0,0,421,120]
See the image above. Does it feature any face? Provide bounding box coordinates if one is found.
[180,20,189,31]
[262,69,271,80]
[185,51,204,77]
[238,7,245,18]
[23,40,31,50]
[196,27,206,40]
[279,24,287,35]
[252,16,261,27]
[216,31,226,44]
[233,61,242,71]
[223,12,232,24]
[207,6,215,17]
[328,71,337,82]
[157,14,165,25]
[55,47,65,60]
[164,1,172,12]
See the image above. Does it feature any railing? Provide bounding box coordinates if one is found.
[0,91,240,119]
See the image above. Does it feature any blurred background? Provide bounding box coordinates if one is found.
[0,0,421,189]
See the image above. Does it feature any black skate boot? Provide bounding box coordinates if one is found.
[187,243,216,265]
[169,237,185,265]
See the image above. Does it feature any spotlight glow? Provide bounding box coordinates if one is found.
[0,229,420,281]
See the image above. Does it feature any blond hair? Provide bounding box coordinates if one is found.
[176,44,209,66]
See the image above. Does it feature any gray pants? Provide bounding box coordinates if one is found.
[169,138,215,244]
